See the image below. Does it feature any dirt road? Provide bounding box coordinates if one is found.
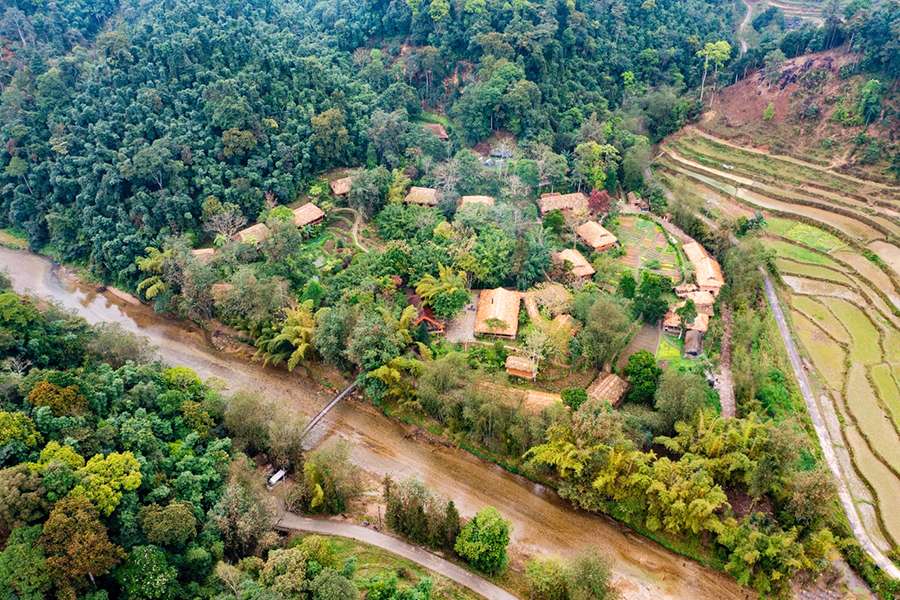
[276,514,518,600]
[762,273,900,579]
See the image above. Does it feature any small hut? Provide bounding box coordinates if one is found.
[586,373,629,407]
[575,221,618,252]
[552,248,595,279]
[404,186,439,206]
[234,223,271,244]
[330,177,353,196]
[292,202,325,228]
[505,355,537,380]
[684,329,703,357]
[422,123,449,141]
[191,248,215,265]
[460,195,495,208]
[539,192,589,215]
[474,288,522,338]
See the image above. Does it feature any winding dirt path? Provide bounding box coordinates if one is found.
[276,514,518,600]
[738,0,752,55]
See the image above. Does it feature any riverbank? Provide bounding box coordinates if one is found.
[0,245,751,600]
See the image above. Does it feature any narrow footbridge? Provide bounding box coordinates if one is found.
[299,381,358,441]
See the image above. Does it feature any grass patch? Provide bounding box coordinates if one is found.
[870,364,900,430]
[0,228,28,249]
[789,295,851,344]
[419,111,451,127]
[765,217,846,253]
[790,310,846,390]
[774,258,852,285]
[292,534,482,600]
[762,238,841,267]
[821,298,882,366]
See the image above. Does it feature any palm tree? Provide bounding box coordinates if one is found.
[255,300,316,371]
[415,265,469,319]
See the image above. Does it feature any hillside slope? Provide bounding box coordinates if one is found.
[701,48,898,182]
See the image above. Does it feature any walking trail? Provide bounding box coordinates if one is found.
[276,514,518,600]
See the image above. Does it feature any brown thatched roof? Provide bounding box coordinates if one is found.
[235,223,271,243]
[423,123,449,140]
[191,248,215,264]
[460,195,495,207]
[405,186,439,206]
[553,248,595,278]
[675,283,699,297]
[682,241,724,294]
[576,221,617,251]
[663,304,710,333]
[586,372,629,407]
[505,355,537,379]
[539,192,588,215]
[292,202,325,227]
[474,288,522,338]
[684,329,703,356]
[330,177,352,196]
[684,290,716,315]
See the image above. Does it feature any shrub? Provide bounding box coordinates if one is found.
[454,507,510,574]
[561,388,588,411]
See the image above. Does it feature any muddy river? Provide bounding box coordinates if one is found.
[1,246,749,600]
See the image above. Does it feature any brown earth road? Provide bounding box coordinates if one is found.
[0,246,752,600]
[275,514,519,600]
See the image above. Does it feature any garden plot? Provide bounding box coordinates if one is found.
[616,216,681,280]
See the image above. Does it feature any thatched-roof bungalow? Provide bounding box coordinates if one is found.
[553,248,595,279]
[191,248,215,264]
[576,221,618,252]
[234,223,271,244]
[505,355,537,380]
[405,186,439,206]
[682,241,724,296]
[586,372,629,407]
[292,202,325,227]
[460,195,495,208]
[423,123,449,140]
[474,288,522,339]
[330,177,353,196]
[539,192,588,215]
[684,329,703,357]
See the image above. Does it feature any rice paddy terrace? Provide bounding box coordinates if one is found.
[655,129,900,553]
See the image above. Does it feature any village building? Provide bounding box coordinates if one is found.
[505,355,537,380]
[422,123,449,141]
[552,248,595,279]
[191,248,215,264]
[329,176,352,196]
[539,192,589,215]
[474,287,522,338]
[576,221,618,252]
[292,202,325,228]
[586,372,629,407]
[459,195,495,208]
[404,186,439,206]
[684,329,703,357]
[674,283,699,297]
[682,241,725,296]
[405,291,446,334]
[234,223,271,244]
[684,290,716,316]
[663,304,711,337]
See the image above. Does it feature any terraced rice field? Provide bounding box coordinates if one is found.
[655,129,900,551]
[616,215,681,280]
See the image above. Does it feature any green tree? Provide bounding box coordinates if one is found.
[139,502,198,548]
[526,557,568,600]
[575,297,631,369]
[71,451,142,516]
[697,41,732,102]
[623,350,662,404]
[654,369,710,433]
[115,545,180,600]
[633,271,669,323]
[255,300,317,371]
[565,551,617,600]
[0,526,52,600]
[454,506,511,575]
[675,299,697,329]
[40,496,124,592]
[415,265,470,319]
[857,79,883,124]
